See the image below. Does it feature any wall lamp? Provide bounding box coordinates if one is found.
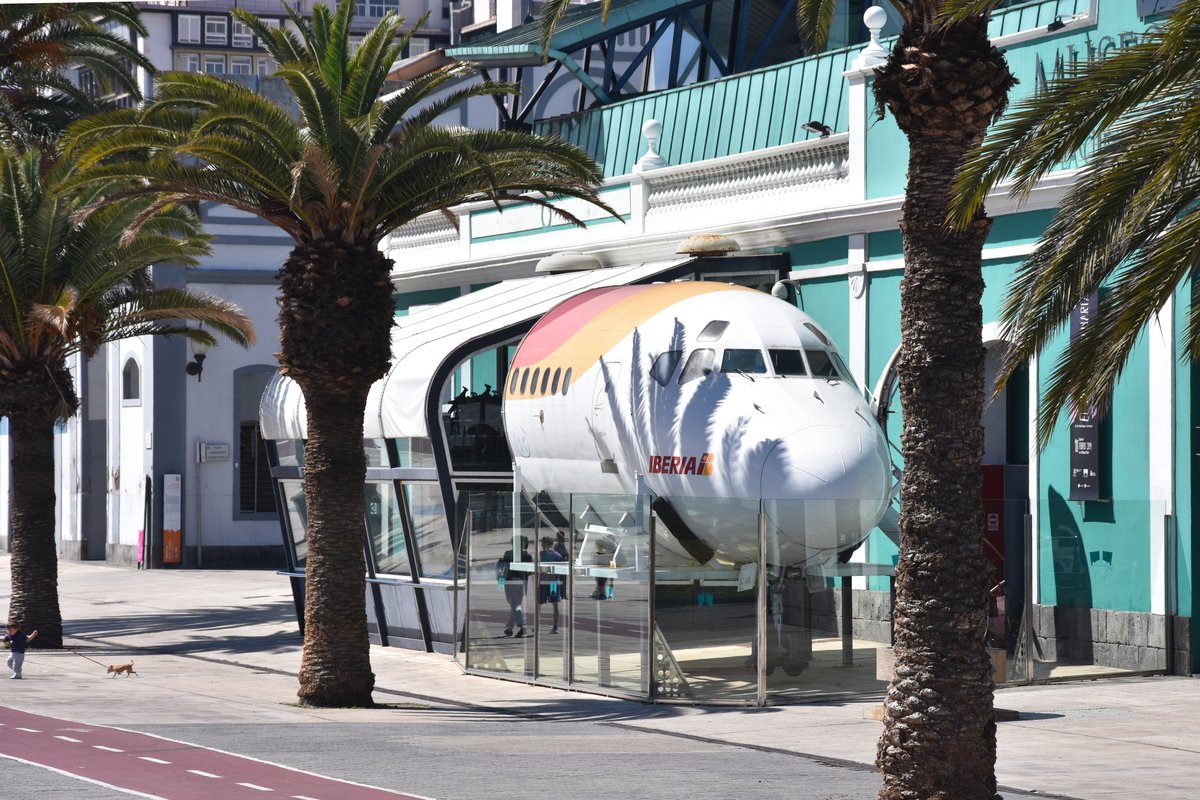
[1047,17,1066,32]
[802,120,833,138]
[186,338,210,382]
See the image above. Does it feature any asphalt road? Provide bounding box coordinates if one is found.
[2,710,884,800]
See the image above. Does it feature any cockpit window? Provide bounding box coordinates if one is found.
[697,321,729,342]
[651,350,683,387]
[679,349,715,384]
[768,349,808,376]
[721,349,767,374]
[831,352,857,389]
[806,349,841,380]
[804,323,832,347]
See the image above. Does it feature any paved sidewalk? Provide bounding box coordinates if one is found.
[2,556,1197,799]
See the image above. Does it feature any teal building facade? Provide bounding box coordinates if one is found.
[263,0,1196,702]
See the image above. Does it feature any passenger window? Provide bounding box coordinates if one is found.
[531,368,541,395]
[806,349,841,380]
[508,371,519,395]
[519,368,530,394]
[721,348,767,374]
[562,367,572,394]
[650,350,683,386]
[697,321,729,342]
[550,368,561,394]
[540,368,551,395]
[769,349,807,376]
[679,349,715,384]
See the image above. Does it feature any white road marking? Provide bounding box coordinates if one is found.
[15,728,41,733]
[54,736,81,743]
[293,795,324,799]
[238,783,274,792]
[188,770,222,778]
[138,756,171,764]
[94,745,124,752]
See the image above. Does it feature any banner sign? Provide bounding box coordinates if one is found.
[1068,292,1101,501]
[1136,0,1183,16]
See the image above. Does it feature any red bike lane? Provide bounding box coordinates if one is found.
[0,706,428,800]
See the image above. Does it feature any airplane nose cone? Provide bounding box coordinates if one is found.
[760,424,892,559]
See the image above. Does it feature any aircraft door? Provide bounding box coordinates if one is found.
[590,361,623,463]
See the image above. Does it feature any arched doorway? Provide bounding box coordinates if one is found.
[870,323,1031,668]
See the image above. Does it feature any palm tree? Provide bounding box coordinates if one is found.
[843,6,1014,798]
[951,0,1200,448]
[0,149,255,648]
[63,0,613,707]
[0,3,152,153]
[537,0,1013,795]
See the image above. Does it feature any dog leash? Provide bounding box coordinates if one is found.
[37,636,113,670]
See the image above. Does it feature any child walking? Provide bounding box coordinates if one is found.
[4,621,38,679]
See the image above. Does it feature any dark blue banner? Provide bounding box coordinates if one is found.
[1068,291,1101,501]
[1137,0,1183,16]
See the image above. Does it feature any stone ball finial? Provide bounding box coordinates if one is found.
[642,119,663,140]
[863,5,887,34]
[855,5,889,67]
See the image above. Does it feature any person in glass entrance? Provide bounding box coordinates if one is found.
[497,536,533,637]
[4,621,38,679]
[539,536,565,633]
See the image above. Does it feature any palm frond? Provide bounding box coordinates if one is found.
[345,13,416,118]
[951,4,1200,228]
[379,63,500,140]
[537,0,580,55]
[795,0,840,54]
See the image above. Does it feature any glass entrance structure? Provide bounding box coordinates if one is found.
[460,488,907,703]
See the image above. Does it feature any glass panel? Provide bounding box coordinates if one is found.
[279,479,308,568]
[534,504,570,682]
[804,322,832,346]
[697,320,728,342]
[768,349,807,376]
[650,351,682,386]
[366,482,410,576]
[364,438,389,467]
[571,493,650,696]
[830,352,858,389]
[720,348,766,374]
[465,489,536,678]
[654,496,759,702]
[679,349,714,384]
[391,438,435,468]
[271,439,305,469]
[805,349,841,379]
[443,389,508,472]
[1024,497,1168,682]
[763,497,894,701]
[404,483,453,578]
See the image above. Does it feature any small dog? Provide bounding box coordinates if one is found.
[106,661,137,678]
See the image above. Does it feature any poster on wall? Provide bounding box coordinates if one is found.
[1068,292,1101,502]
[163,473,183,564]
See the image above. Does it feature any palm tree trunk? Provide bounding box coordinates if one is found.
[877,132,997,800]
[296,386,375,706]
[278,238,395,708]
[7,411,63,647]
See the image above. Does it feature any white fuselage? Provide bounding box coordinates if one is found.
[503,282,891,568]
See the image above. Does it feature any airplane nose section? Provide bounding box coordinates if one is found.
[760,424,892,558]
